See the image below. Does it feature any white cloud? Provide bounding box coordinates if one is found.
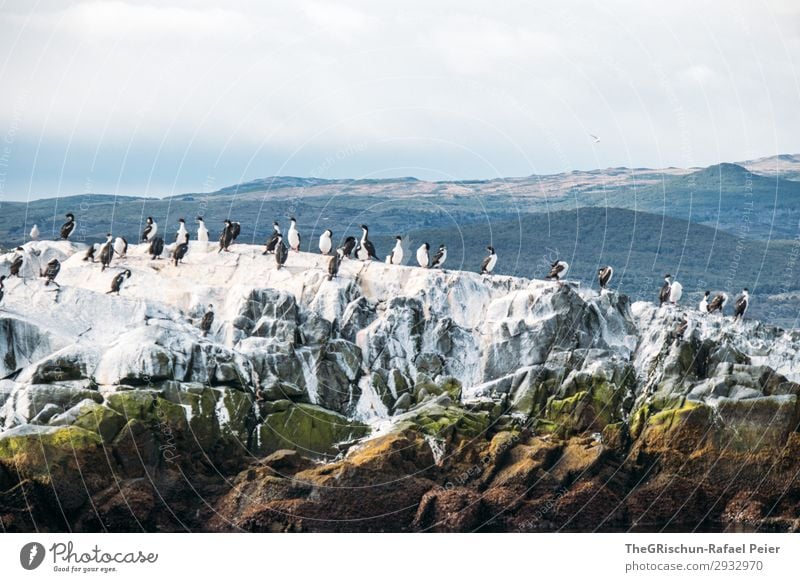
[0,0,798,198]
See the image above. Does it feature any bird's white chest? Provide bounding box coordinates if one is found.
[416,248,428,266]
[288,227,300,246]
[391,243,403,264]
[485,254,497,272]
[319,234,332,253]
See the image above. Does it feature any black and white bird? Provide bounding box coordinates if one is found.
[29,224,40,241]
[327,248,342,281]
[263,222,281,255]
[429,244,447,269]
[416,243,430,268]
[141,217,157,242]
[546,260,569,281]
[176,218,188,243]
[319,229,333,255]
[230,221,241,242]
[275,234,288,270]
[734,288,750,320]
[83,244,98,262]
[598,266,613,290]
[356,224,378,261]
[99,234,114,271]
[196,217,209,243]
[9,247,24,278]
[699,290,710,312]
[149,236,165,260]
[288,217,301,252]
[200,305,214,337]
[669,279,683,304]
[173,233,189,266]
[40,258,61,287]
[339,236,357,259]
[113,236,128,258]
[0,275,5,305]
[387,236,403,265]
[107,270,131,295]
[219,219,234,253]
[659,274,673,305]
[707,292,728,314]
[481,246,497,275]
[60,213,76,240]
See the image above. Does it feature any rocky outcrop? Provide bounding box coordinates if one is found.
[1,240,799,532]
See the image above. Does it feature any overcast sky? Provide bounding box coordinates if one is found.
[0,0,799,200]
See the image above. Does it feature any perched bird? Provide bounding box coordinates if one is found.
[355,225,378,261]
[107,270,131,295]
[173,233,189,266]
[200,305,214,337]
[0,275,6,305]
[328,248,342,281]
[149,237,165,260]
[699,290,710,312]
[176,218,188,243]
[113,236,128,258]
[659,274,673,306]
[60,213,76,240]
[669,280,683,304]
[598,265,613,290]
[196,217,209,243]
[388,236,403,265]
[83,244,98,262]
[263,222,281,255]
[481,246,497,275]
[9,247,24,277]
[707,292,728,314]
[40,258,61,287]
[670,316,689,343]
[429,244,447,269]
[734,288,750,320]
[339,236,357,259]
[141,217,157,242]
[546,260,569,281]
[29,224,40,241]
[287,217,301,252]
[99,234,114,272]
[416,243,430,268]
[319,229,333,255]
[275,234,288,270]
[219,219,234,253]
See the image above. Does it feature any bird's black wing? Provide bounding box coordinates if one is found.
[365,240,378,259]
[201,312,214,331]
[659,283,670,304]
[735,296,747,315]
[546,263,563,279]
[60,221,74,239]
[480,255,491,273]
[142,225,152,241]
[231,223,241,240]
[265,233,279,252]
[431,249,445,266]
